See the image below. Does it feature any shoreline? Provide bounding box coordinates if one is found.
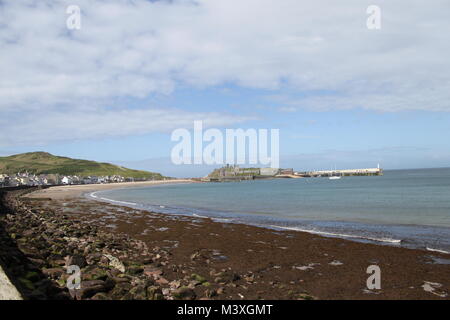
[89,190,407,248]
[83,185,450,254]
[27,179,194,200]
[1,188,449,299]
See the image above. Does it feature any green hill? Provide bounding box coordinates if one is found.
[0,152,164,179]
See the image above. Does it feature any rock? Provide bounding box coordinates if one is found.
[213,271,239,284]
[110,283,132,300]
[66,255,87,268]
[99,255,110,265]
[28,258,47,267]
[21,248,43,260]
[23,229,35,237]
[243,274,255,282]
[84,269,108,281]
[188,280,201,288]
[130,285,147,300]
[52,259,66,267]
[103,254,125,273]
[147,286,164,300]
[173,287,196,300]
[216,287,224,295]
[204,289,217,298]
[83,245,91,256]
[214,277,224,284]
[70,279,115,300]
[142,257,153,264]
[43,267,64,279]
[112,276,131,284]
[25,271,41,282]
[155,277,169,285]
[19,277,36,291]
[86,253,103,265]
[422,281,448,298]
[126,265,144,276]
[297,293,314,300]
[162,288,170,296]
[107,268,122,277]
[169,280,181,289]
[190,251,201,261]
[93,241,106,249]
[191,273,207,283]
[91,292,109,300]
[144,266,163,278]
[48,253,65,262]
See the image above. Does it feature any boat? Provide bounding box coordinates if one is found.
[329,166,342,180]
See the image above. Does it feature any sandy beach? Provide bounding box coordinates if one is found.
[0,185,449,300]
[27,179,194,200]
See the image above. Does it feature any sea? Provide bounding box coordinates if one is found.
[89,168,450,253]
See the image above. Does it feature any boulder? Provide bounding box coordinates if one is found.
[147,286,164,300]
[129,285,147,300]
[70,279,114,300]
[66,255,87,268]
[103,254,125,273]
[143,266,163,278]
[42,267,64,279]
[173,287,196,300]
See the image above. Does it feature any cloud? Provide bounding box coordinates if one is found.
[1,0,450,146]
[278,106,298,113]
[0,107,254,146]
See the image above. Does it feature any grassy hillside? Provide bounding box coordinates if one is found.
[0,152,165,179]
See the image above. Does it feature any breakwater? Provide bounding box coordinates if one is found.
[302,167,383,177]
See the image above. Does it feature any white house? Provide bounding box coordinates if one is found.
[61,176,71,185]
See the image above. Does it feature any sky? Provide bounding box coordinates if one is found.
[1,0,450,177]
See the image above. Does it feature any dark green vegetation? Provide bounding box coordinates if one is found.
[0,152,164,179]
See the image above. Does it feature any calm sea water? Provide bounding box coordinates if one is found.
[91,168,450,252]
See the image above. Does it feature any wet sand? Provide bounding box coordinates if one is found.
[20,189,450,300]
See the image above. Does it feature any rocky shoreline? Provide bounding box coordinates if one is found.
[1,187,449,300]
[0,188,231,300]
[4,187,309,300]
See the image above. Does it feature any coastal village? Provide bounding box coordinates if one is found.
[0,172,154,188]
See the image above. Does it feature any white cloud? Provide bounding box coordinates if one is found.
[1,0,450,146]
[0,107,254,146]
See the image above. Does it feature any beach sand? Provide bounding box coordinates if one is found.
[2,184,449,300]
[27,179,193,200]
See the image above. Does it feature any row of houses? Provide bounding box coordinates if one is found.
[0,172,136,188]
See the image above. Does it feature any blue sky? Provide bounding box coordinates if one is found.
[1,0,450,177]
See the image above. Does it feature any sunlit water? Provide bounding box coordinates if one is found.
[91,168,450,252]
